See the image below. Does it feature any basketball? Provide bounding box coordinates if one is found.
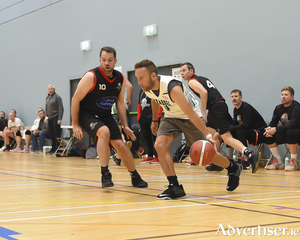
[189,140,216,166]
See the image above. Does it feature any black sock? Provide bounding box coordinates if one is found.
[101,166,109,174]
[226,159,238,173]
[167,176,179,186]
[129,170,139,178]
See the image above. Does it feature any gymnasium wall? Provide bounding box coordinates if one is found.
[0,0,300,126]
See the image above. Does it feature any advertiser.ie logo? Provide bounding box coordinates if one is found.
[0,227,21,240]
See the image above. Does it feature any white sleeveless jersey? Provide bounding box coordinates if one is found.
[145,75,202,119]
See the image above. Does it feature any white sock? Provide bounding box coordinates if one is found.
[291,154,297,160]
[270,147,282,163]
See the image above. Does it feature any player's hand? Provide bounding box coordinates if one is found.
[73,125,84,139]
[207,136,217,153]
[123,126,136,141]
[151,122,158,136]
[126,98,131,106]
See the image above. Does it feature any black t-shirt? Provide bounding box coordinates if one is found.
[80,66,124,116]
[188,73,224,109]
[231,101,266,132]
[269,100,300,133]
[0,119,5,131]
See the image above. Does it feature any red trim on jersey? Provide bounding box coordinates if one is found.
[98,66,116,83]
[88,70,97,93]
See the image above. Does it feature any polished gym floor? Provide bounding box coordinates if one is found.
[0,152,300,239]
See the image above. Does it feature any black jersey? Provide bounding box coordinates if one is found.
[269,100,300,133]
[188,73,225,109]
[231,101,266,132]
[80,66,124,116]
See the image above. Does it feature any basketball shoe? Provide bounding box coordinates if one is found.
[140,156,153,163]
[131,175,148,188]
[101,172,114,188]
[227,163,243,191]
[150,157,159,164]
[10,147,22,153]
[265,158,284,170]
[205,163,224,171]
[157,184,186,199]
[246,151,261,173]
[285,158,299,171]
[113,154,121,166]
[186,161,196,165]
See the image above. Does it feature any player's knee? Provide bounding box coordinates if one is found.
[96,126,110,139]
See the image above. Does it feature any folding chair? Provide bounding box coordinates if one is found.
[249,143,274,168]
[55,129,75,156]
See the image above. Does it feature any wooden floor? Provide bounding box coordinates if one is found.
[0,152,300,240]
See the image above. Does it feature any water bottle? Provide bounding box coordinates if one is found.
[285,157,289,167]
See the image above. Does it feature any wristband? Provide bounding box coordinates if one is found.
[152,120,159,122]
[206,134,212,140]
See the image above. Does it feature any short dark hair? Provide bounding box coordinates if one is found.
[281,86,294,96]
[38,108,45,114]
[231,89,242,96]
[180,62,195,72]
[100,46,116,58]
[134,59,157,74]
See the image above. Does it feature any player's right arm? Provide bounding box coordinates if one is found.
[71,72,95,139]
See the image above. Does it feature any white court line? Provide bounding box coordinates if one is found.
[1,193,300,223]
[1,190,299,217]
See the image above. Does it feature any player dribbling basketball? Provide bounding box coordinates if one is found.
[135,59,243,199]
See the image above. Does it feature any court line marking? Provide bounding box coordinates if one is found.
[1,193,300,223]
[0,191,300,216]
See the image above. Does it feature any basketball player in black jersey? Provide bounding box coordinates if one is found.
[180,62,261,173]
[71,46,147,188]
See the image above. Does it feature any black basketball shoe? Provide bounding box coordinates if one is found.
[227,163,242,191]
[205,163,224,172]
[248,151,261,173]
[113,154,121,166]
[157,184,186,200]
[131,175,148,188]
[101,172,114,188]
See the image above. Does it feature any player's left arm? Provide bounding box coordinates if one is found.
[169,86,215,144]
[116,82,136,141]
[188,80,208,121]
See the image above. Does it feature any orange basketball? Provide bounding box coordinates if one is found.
[189,140,216,166]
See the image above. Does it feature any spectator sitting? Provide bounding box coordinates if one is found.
[0,119,6,147]
[20,108,50,153]
[0,111,8,126]
[0,112,24,152]
[264,86,300,171]
[227,89,267,169]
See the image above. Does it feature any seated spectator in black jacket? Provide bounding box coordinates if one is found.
[264,86,300,171]
[228,89,267,169]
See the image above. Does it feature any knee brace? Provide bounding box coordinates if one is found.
[16,130,21,137]
[25,130,31,135]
